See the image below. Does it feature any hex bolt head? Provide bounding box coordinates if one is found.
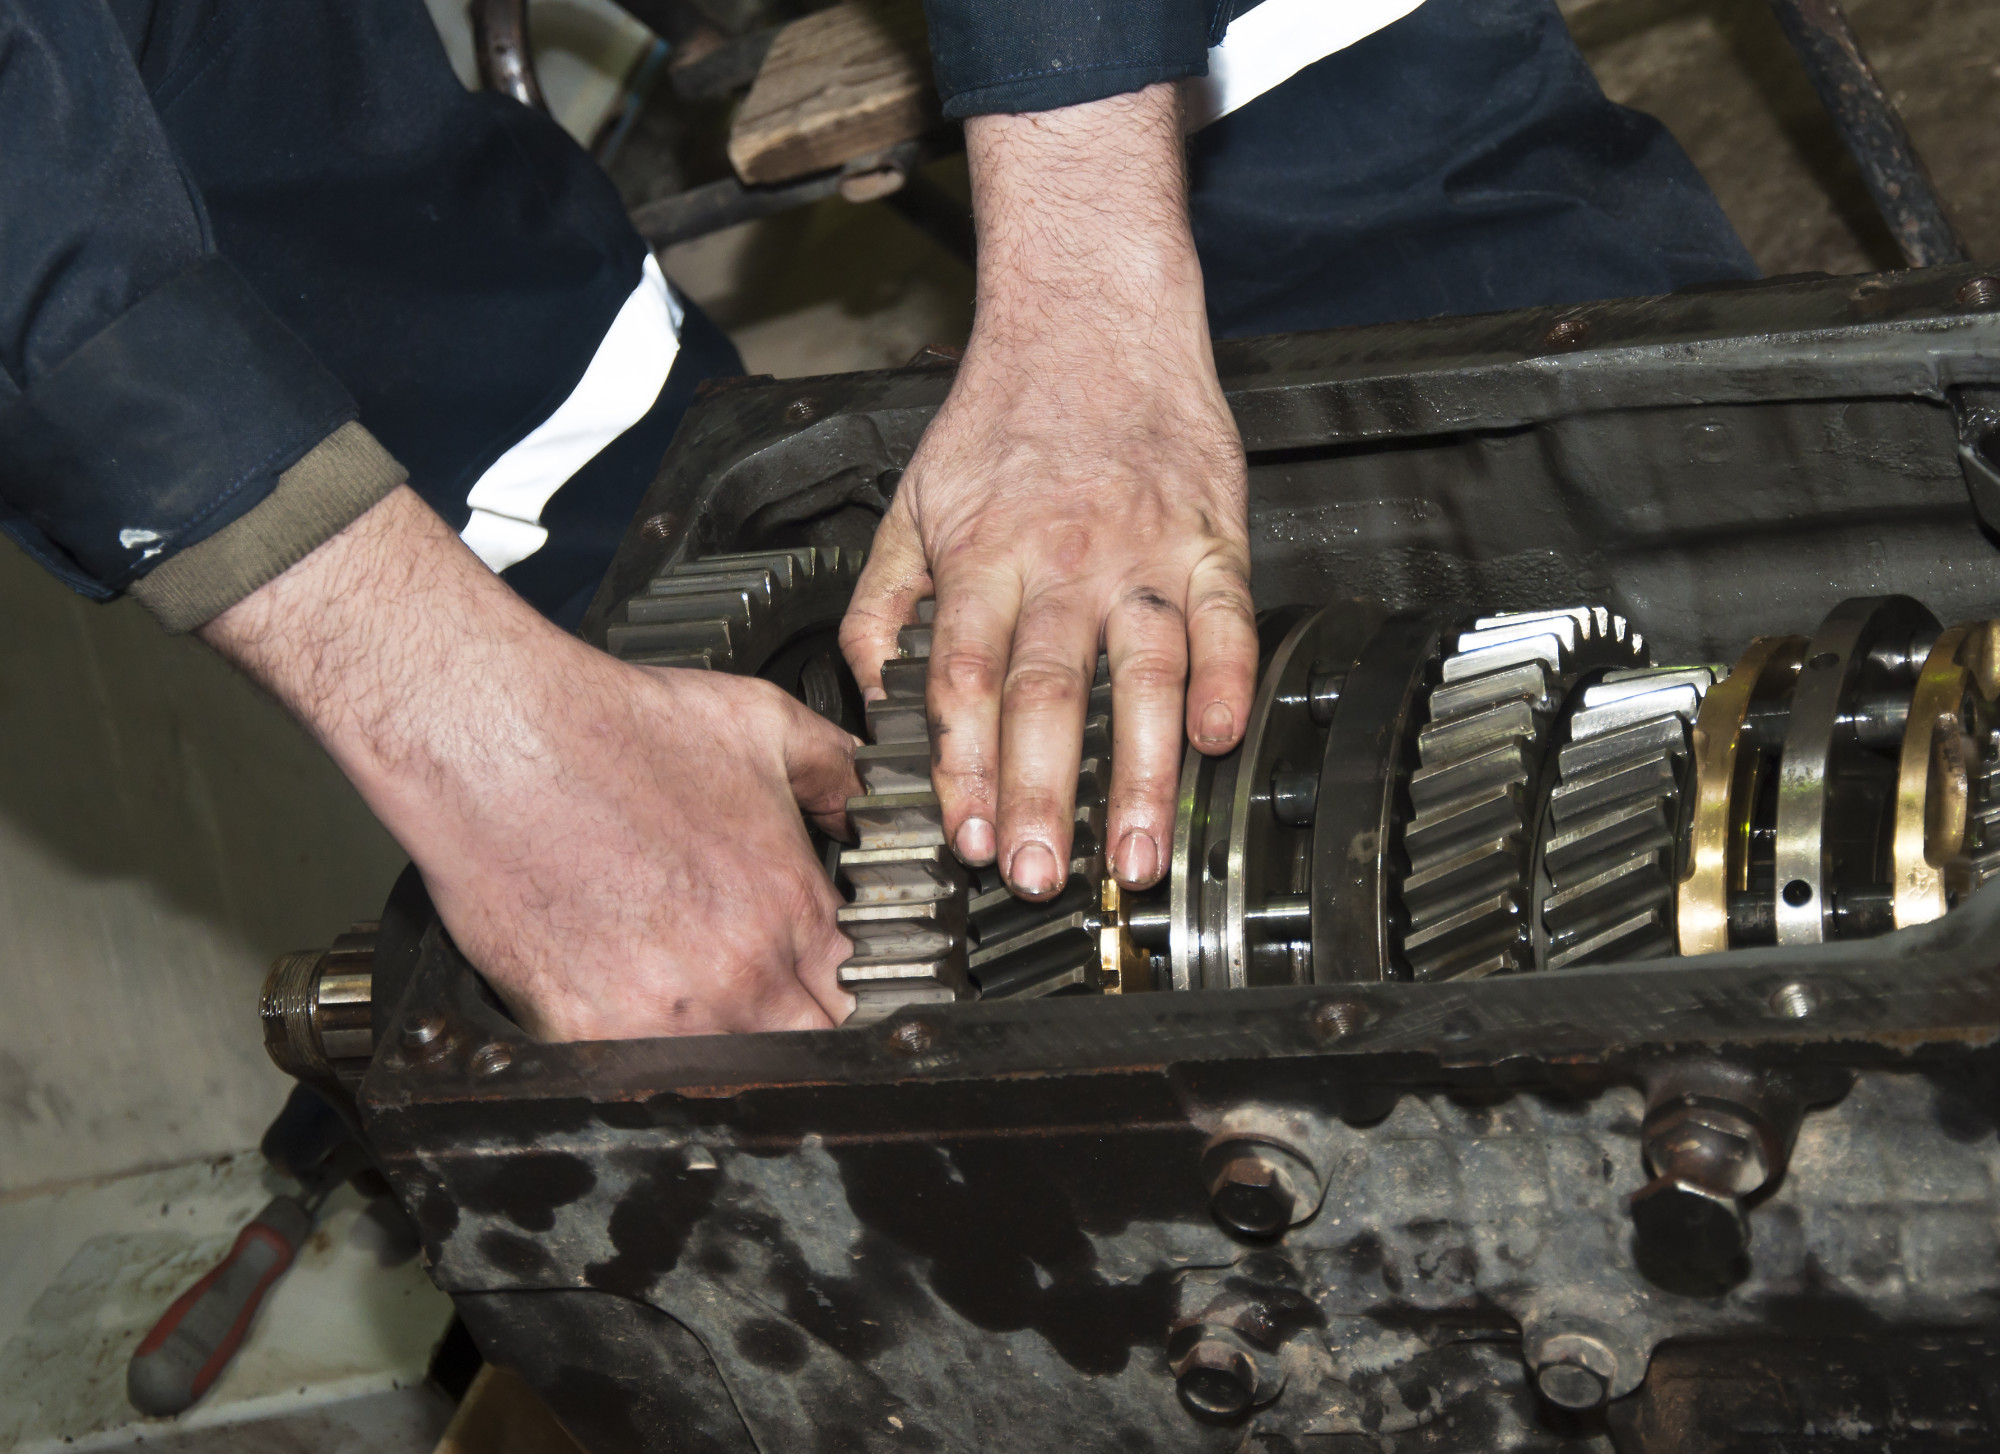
[1533,1332,1618,1411]
[1644,1103,1770,1196]
[1628,1174,1750,1267]
[1170,1327,1263,1417]
[1203,1140,1321,1238]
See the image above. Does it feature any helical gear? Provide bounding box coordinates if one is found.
[1397,608,1647,981]
[1535,665,1721,968]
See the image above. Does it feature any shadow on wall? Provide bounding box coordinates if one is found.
[0,542,406,1001]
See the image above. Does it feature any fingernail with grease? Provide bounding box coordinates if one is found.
[1198,700,1236,745]
[1114,831,1159,886]
[1008,842,1060,897]
[955,817,996,864]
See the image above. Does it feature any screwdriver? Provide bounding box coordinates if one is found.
[125,1189,327,1416]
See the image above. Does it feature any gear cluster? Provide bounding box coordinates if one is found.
[618,555,2000,1020]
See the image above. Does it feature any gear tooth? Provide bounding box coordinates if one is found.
[1533,661,1706,967]
[1417,698,1539,767]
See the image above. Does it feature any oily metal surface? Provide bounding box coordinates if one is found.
[1773,596,1938,944]
[1680,636,1808,956]
[1224,601,1386,989]
[1893,620,2000,926]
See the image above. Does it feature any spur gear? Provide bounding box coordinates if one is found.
[604,544,864,677]
[1397,607,1647,981]
[835,607,1127,1025]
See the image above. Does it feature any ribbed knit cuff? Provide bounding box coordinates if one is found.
[130,422,407,633]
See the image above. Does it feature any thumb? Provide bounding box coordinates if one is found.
[779,692,863,831]
[841,501,931,700]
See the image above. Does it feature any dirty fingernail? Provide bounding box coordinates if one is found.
[955,817,996,864]
[1114,831,1159,886]
[1008,843,1060,897]
[1198,700,1236,745]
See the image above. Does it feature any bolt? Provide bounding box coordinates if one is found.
[471,1043,513,1076]
[887,1020,935,1056]
[1533,1332,1618,1411]
[784,396,822,424]
[1541,316,1591,352]
[401,1013,445,1050]
[1171,1328,1261,1417]
[638,512,680,542]
[1958,276,2000,310]
[1629,1174,1750,1267]
[1644,1102,1769,1196]
[1205,1140,1320,1237]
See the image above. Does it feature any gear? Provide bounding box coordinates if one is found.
[836,612,1121,1025]
[1397,607,1648,981]
[604,546,864,674]
[1535,665,1720,968]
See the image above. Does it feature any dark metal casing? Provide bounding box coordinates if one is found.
[363,265,2000,1451]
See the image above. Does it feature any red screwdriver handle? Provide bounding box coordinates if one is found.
[127,1195,314,1416]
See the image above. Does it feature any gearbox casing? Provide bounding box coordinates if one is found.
[357,265,2000,1452]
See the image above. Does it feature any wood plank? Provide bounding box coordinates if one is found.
[433,1364,587,1454]
[727,0,934,186]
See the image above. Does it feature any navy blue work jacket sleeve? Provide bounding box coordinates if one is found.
[0,0,355,598]
[921,0,1245,118]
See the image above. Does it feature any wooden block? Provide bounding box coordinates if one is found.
[432,1364,586,1454]
[727,0,934,186]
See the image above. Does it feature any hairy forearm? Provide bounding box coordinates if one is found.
[967,84,1209,352]
[200,486,575,840]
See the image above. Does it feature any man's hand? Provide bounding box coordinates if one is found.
[841,83,1257,901]
[203,486,859,1039]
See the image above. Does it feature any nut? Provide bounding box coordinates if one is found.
[1170,1327,1263,1417]
[1204,1140,1321,1237]
[1644,1102,1769,1195]
[1628,1173,1750,1268]
[1533,1331,1618,1410]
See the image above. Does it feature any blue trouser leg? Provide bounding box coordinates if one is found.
[1188,0,1758,338]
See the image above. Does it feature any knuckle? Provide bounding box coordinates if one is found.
[931,646,1005,700]
[1004,658,1087,710]
[1113,649,1186,697]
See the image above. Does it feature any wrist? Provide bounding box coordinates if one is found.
[966,84,1208,351]
[199,487,583,842]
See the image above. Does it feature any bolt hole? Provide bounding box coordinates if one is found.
[887,1020,935,1056]
[472,1043,513,1076]
[1958,276,2000,310]
[1807,651,1840,671]
[1781,879,1814,907]
[1770,981,1819,1020]
[1541,317,1591,351]
[1313,999,1367,1040]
